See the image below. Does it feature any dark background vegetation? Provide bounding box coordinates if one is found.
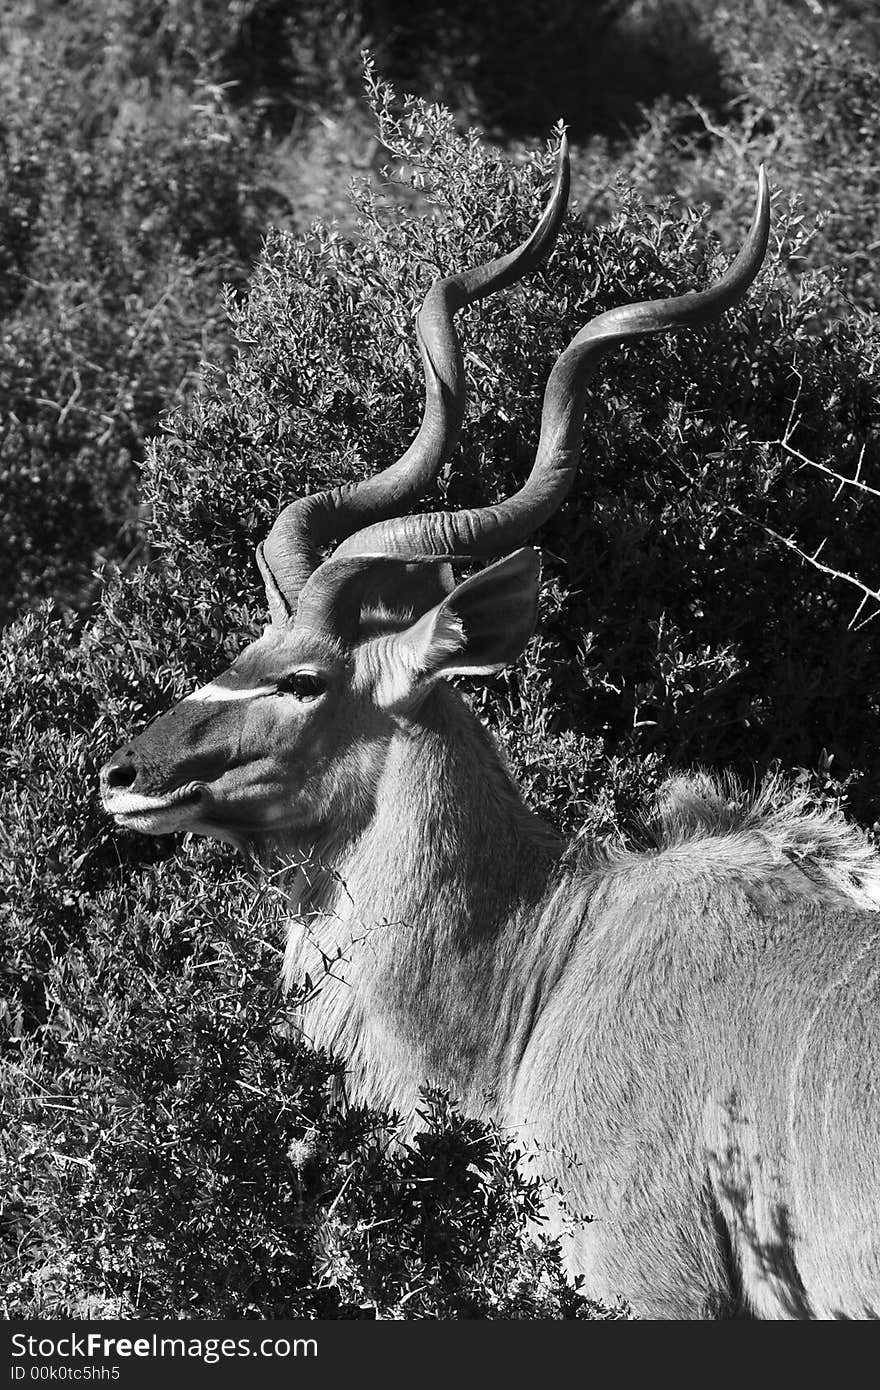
[2,0,880,1317]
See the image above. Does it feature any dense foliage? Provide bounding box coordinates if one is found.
[0,19,275,621]
[3,0,880,1319]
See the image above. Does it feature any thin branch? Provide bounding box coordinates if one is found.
[782,440,880,500]
[765,370,879,500]
[728,502,880,630]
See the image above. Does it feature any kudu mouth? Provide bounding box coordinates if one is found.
[100,780,211,834]
[100,754,291,842]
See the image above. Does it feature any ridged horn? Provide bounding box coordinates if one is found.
[258,135,571,617]
[330,166,771,561]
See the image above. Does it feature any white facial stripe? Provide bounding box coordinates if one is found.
[185,681,277,704]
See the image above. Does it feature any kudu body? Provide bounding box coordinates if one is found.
[101,142,880,1318]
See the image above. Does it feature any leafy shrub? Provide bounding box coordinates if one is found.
[3,69,880,1317]
[8,1,880,625]
[0,23,270,621]
[12,0,722,139]
[603,2,880,313]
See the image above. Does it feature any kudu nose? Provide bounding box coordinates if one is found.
[101,749,139,791]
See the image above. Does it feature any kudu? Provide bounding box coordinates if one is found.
[101,140,880,1318]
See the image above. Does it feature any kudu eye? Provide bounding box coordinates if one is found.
[276,671,327,702]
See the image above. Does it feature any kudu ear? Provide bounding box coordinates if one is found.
[256,543,293,627]
[375,548,540,707]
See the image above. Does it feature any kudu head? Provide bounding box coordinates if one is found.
[100,142,770,851]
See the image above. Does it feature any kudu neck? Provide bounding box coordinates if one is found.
[280,682,564,1117]
[360,682,562,910]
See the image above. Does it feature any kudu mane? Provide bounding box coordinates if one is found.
[644,772,880,910]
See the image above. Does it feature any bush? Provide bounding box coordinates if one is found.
[11,0,722,139]
[0,20,270,621]
[602,2,880,312]
[8,1,880,626]
[3,73,880,1316]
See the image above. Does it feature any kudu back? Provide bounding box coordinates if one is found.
[101,141,880,1318]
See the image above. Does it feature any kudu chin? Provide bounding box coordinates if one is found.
[101,139,880,1318]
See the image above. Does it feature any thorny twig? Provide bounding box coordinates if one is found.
[782,440,880,500]
[743,367,880,628]
[728,501,880,631]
